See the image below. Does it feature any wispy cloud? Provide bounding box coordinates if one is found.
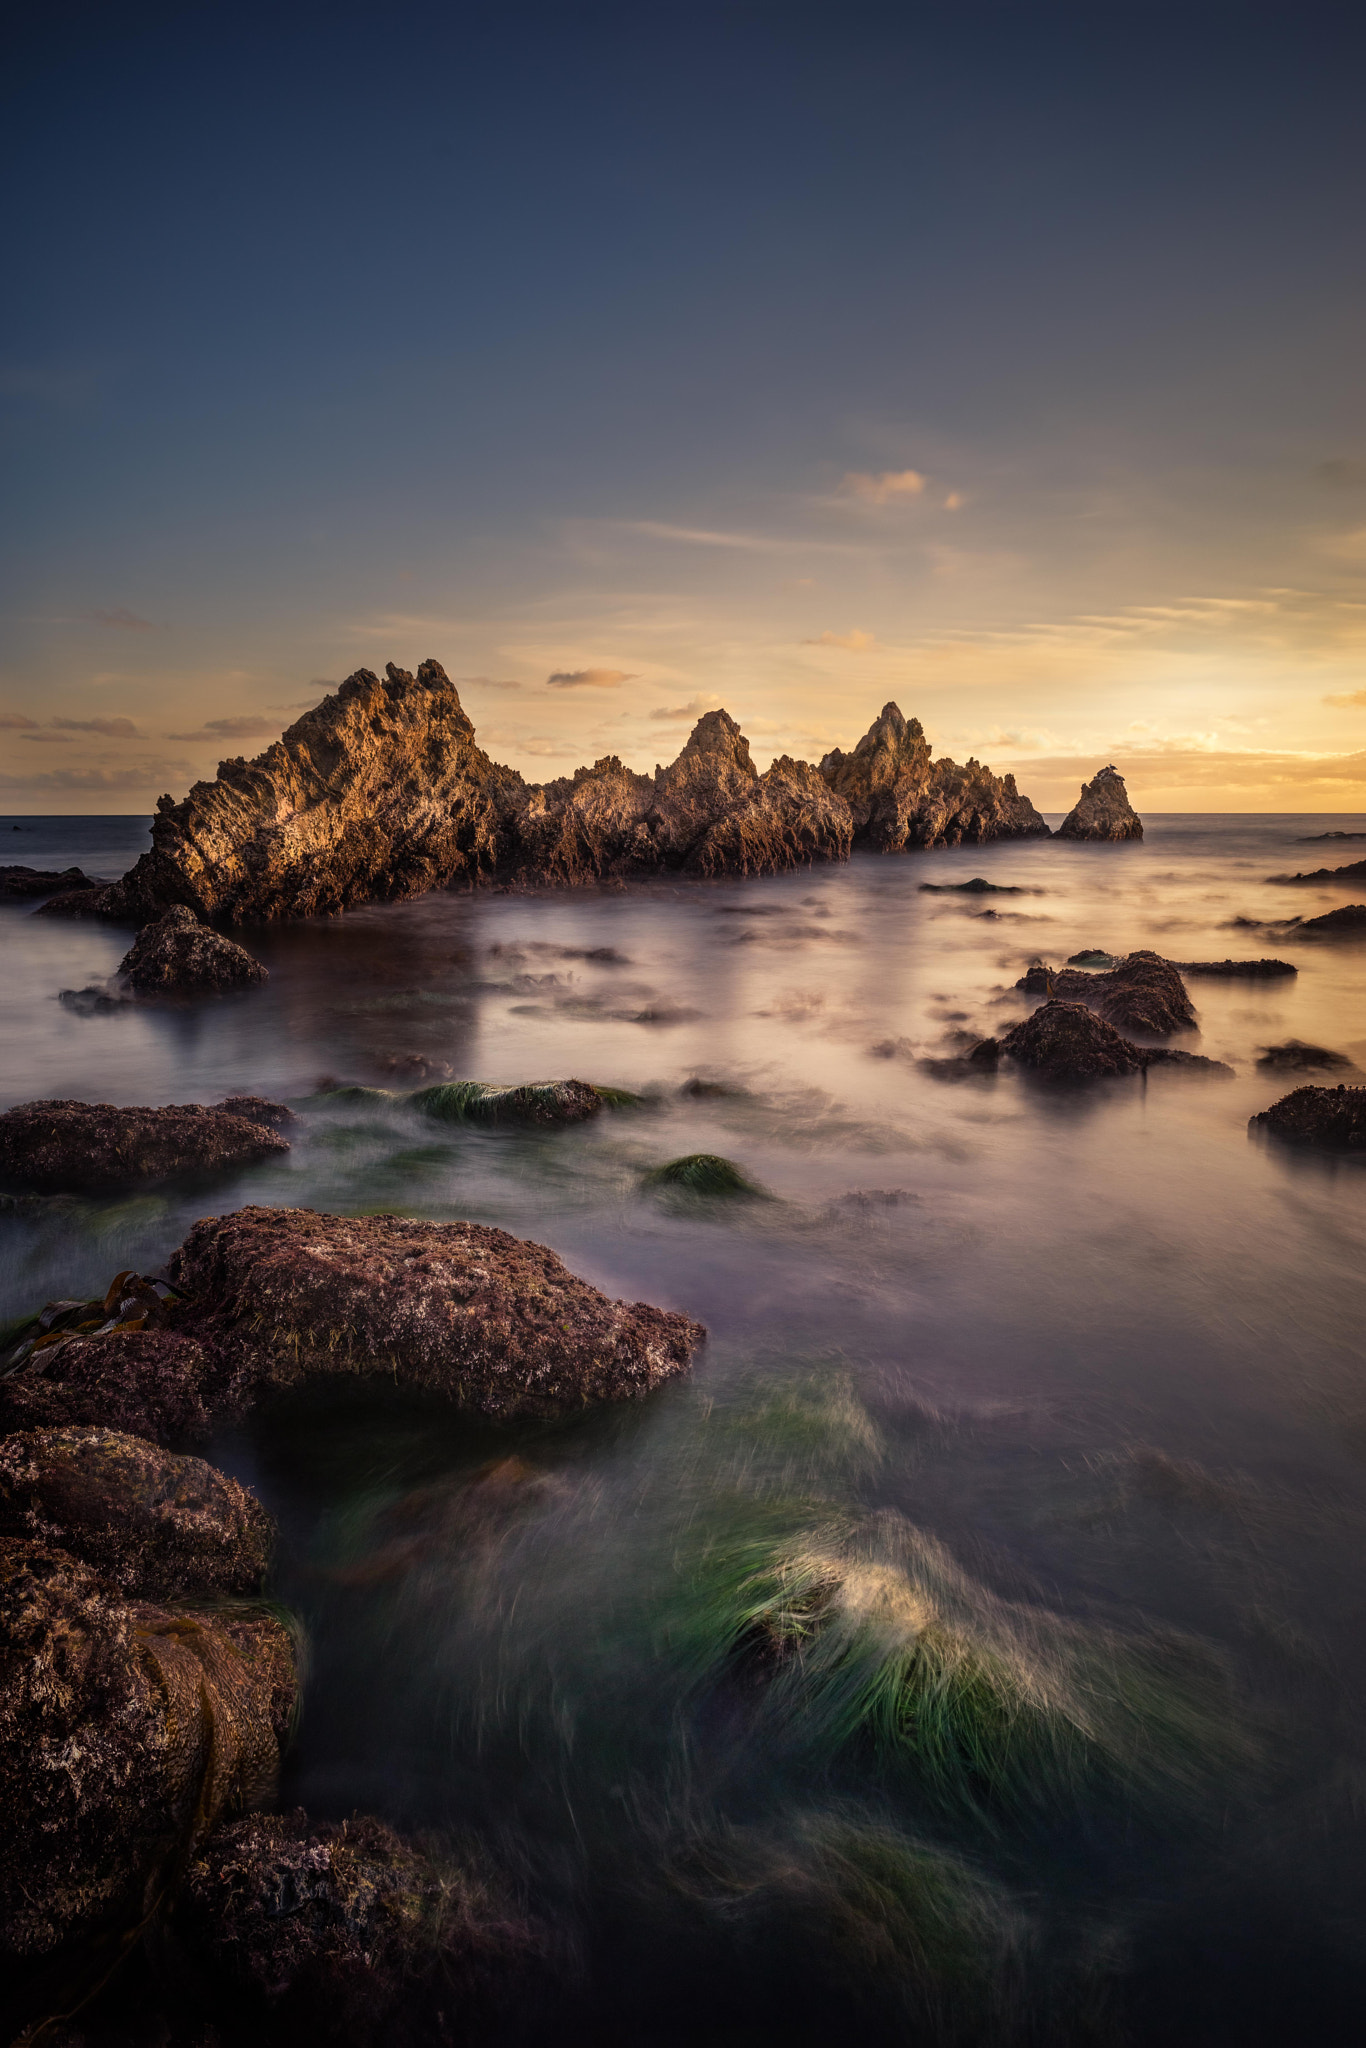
[51,716,141,738]
[1324,689,1366,708]
[457,675,523,691]
[649,693,725,722]
[837,468,926,505]
[545,667,636,689]
[0,758,194,796]
[802,627,877,651]
[20,733,72,744]
[0,712,39,730]
[81,606,153,631]
[165,715,281,741]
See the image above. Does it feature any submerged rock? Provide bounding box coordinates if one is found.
[1173,957,1297,979]
[1250,1084,1366,1150]
[0,864,102,900]
[215,1094,301,1130]
[919,876,1029,894]
[0,1539,293,2018]
[176,1809,549,2044]
[641,1153,771,1199]
[1294,903,1366,938]
[116,903,268,994]
[410,1077,629,1125]
[0,1427,273,1599]
[1255,1041,1356,1074]
[1000,1002,1231,1080]
[819,702,1049,851]
[1016,951,1196,1035]
[0,1098,289,1194]
[168,1206,705,1420]
[1266,856,1366,885]
[1056,765,1143,842]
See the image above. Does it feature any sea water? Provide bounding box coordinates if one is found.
[3,811,1365,2044]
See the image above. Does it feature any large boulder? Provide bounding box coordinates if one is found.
[116,904,268,994]
[0,1098,290,1194]
[174,1810,549,2044]
[999,1001,1231,1080]
[0,1428,273,1598]
[1250,1085,1366,1150]
[1057,765,1143,842]
[819,702,1050,850]
[0,1539,293,2024]
[168,1206,705,1420]
[1015,951,1196,1034]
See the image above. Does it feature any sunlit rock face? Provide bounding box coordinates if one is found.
[818,702,1051,850]
[1057,764,1143,841]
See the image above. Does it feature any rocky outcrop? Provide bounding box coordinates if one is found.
[1267,857,1366,885]
[1255,1042,1356,1074]
[0,1098,290,1194]
[1173,958,1297,979]
[116,903,268,994]
[1057,765,1143,841]
[818,702,1050,850]
[999,1002,1230,1080]
[175,1810,549,2044]
[0,1428,274,1599]
[1,1210,706,1440]
[1295,904,1366,937]
[411,1078,627,1124]
[0,864,102,899]
[1015,951,1196,1035]
[1250,1084,1366,1150]
[0,1538,293,2024]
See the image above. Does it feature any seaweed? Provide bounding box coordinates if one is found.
[641,1153,772,1200]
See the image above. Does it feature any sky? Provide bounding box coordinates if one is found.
[2,0,1365,814]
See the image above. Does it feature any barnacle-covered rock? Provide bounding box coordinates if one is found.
[116,904,268,994]
[1015,950,1196,1035]
[1250,1084,1366,1150]
[0,1098,289,1194]
[1000,1002,1231,1080]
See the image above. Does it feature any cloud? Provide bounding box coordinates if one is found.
[267,698,326,711]
[545,667,636,689]
[0,758,193,796]
[649,693,725,722]
[837,468,926,505]
[457,675,523,691]
[51,716,141,738]
[20,733,72,744]
[82,607,153,631]
[944,491,964,511]
[1324,689,1366,708]
[166,715,281,741]
[802,628,877,651]
[0,712,39,730]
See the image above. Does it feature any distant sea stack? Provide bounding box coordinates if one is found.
[1057,765,1143,842]
[38,663,1131,925]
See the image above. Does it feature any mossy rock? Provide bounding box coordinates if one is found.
[312,1085,399,1106]
[642,1153,771,1200]
[410,1079,637,1126]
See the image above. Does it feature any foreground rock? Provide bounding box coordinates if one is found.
[1057,765,1143,842]
[0,864,102,900]
[0,1427,273,1598]
[1016,951,1196,1035]
[0,1539,293,2023]
[1250,1085,1366,1151]
[117,903,268,994]
[819,702,1049,850]
[0,1098,290,1194]
[175,1809,550,2044]
[999,1002,1230,1080]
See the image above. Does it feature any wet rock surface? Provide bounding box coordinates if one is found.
[0,1538,293,2026]
[117,905,269,995]
[1000,1002,1231,1080]
[0,1099,290,1195]
[1016,951,1197,1035]
[819,702,1049,851]
[0,1427,274,1598]
[168,1206,705,1420]
[1295,903,1366,938]
[174,1809,549,2045]
[1173,957,1297,979]
[1250,1084,1366,1150]
[0,863,102,899]
[0,1327,217,1446]
[1057,765,1143,842]
[1255,1041,1356,1074]
[410,1078,624,1125]
[1267,857,1366,885]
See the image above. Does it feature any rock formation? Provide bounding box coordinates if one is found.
[1015,951,1196,1035]
[1250,1084,1366,1149]
[998,1002,1230,1080]
[0,1427,274,1598]
[1172,958,1297,979]
[0,1098,291,1194]
[116,903,268,994]
[819,702,1050,850]
[1057,765,1143,842]
[1255,1041,1356,1074]
[1294,904,1366,937]
[1267,856,1366,885]
[0,864,102,899]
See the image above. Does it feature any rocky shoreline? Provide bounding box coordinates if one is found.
[31,662,1136,930]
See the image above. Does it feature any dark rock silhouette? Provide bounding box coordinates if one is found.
[1267,857,1366,885]
[0,864,101,900]
[1015,951,1196,1035]
[819,702,1050,850]
[999,1002,1230,1079]
[1250,1084,1366,1149]
[116,903,268,993]
[1173,958,1297,979]
[1255,1041,1356,1073]
[1294,904,1366,937]
[0,1098,290,1194]
[1057,765,1143,842]
[0,1427,274,1599]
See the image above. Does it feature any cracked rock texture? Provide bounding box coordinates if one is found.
[1057,765,1143,841]
[819,702,1050,851]
[0,1098,290,1194]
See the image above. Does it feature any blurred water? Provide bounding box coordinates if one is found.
[3,812,1366,2043]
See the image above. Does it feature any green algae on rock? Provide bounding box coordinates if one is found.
[642,1153,772,1200]
[410,1077,636,1125]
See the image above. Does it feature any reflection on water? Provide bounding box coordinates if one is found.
[4,811,1366,2043]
